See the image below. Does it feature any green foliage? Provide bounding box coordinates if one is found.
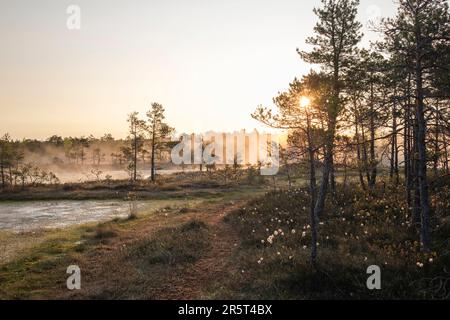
[298,0,362,74]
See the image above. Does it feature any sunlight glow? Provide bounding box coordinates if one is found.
[300,96,311,108]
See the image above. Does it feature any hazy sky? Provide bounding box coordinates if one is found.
[0,0,397,139]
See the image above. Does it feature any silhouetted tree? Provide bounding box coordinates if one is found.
[146,103,173,182]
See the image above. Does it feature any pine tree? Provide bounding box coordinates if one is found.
[298,0,362,219]
[381,0,450,252]
[146,103,173,182]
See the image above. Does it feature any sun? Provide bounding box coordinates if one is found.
[300,96,311,108]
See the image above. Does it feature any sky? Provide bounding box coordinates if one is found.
[0,0,397,140]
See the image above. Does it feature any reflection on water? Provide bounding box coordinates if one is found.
[0,200,155,231]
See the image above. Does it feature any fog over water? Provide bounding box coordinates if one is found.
[52,168,192,183]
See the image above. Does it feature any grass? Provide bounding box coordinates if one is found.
[216,178,450,299]
[0,201,173,298]
[0,231,81,299]
[74,219,212,300]
[0,184,263,299]
[128,220,210,268]
[3,173,445,300]
[0,170,269,201]
[70,219,212,300]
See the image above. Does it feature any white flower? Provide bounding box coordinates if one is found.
[291,229,296,234]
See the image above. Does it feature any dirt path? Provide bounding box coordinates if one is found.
[56,200,244,299]
[154,203,241,299]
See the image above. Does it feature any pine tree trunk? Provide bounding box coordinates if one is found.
[414,54,431,252]
[433,101,439,177]
[412,117,421,226]
[390,99,399,185]
[403,108,410,195]
[8,166,12,186]
[151,130,156,182]
[355,121,366,191]
[329,156,335,193]
[361,126,371,184]
[133,128,137,181]
[405,78,413,210]
[443,132,449,174]
[390,127,395,180]
[306,115,317,265]
[314,118,335,219]
[369,85,377,188]
[0,164,4,189]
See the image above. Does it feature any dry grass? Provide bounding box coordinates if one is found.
[0,170,269,201]
[216,178,450,299]
[3,175,445,300]
[0,186,262,299]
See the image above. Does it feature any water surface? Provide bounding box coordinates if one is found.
[0,200,156,231]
